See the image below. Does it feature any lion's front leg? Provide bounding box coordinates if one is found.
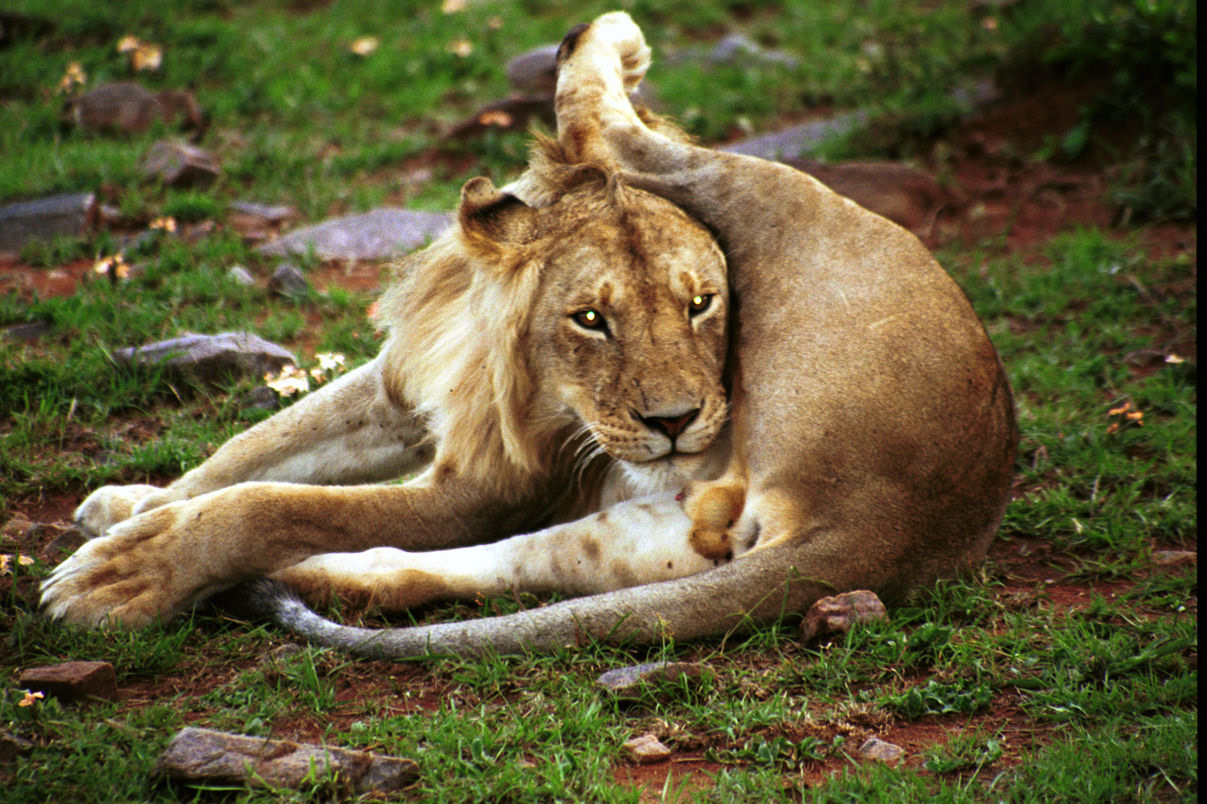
[43,479,525,627]
[270,493,748,612]
[73,347,430,536]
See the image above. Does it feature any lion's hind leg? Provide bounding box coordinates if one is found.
[267,493,738,614]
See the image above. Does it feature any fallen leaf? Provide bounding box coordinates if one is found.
[449,38,473,58]
[116,34,141,53]
[442,0,466,13]
[1165,354,1185,364]
[56,62,87,96]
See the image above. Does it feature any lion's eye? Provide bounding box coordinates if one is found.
[688,294,714,317]
[571,308,607,331]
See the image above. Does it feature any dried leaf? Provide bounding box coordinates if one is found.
[56,62,87,96]
[442,0,466,13]
[449,38,473,58]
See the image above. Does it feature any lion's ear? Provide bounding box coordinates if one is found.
[458,176,540,255]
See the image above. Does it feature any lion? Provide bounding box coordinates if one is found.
[42,12,1016,658]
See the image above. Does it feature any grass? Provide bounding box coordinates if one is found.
[0,0,1197,801]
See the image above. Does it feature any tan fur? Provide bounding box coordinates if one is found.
[43,15,1015,656]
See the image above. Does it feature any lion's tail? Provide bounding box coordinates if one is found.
[220,544,833,658]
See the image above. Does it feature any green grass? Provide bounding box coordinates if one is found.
[0,0,1196,801]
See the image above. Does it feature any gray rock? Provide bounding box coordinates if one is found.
[139,140,219,188]
[800,590,887,644]
[2,320,52,341]
[268,263,311,298]
[64,82,204,136]
[258,208,452,261]
[1152,550,1196,566]
[0,730,34,762]
[19,661,118,701]
[0,192,96,254]
[153,727,418,793]
[858,737,904,763]
[720,112,869,160]
[237,385,281,412]
[229,201,296,223]
[622,733,671,764]
[506,43,560,94]
[596,661,706,696]
[114,331,296,384]
[226,265,255,286]
[709,34,799,68]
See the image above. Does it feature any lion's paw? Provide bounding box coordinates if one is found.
[41,508,188,628]
[684,480,746,563]
[592,12,651,92]
[74,484,163,538]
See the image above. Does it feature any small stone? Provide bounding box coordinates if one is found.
[153,727,418,793]
[720,113,869,161]
[596,661,706,696]
[622,733,671,764]
[0,192,96,254]
[858,737,904,764]
[505,44,560,94]
[800,590,887,644]
[709,34,799,68]
[226,265,255,286]
[114,331,296,385]
[258,208,452,262]
[139,140,220,188]
[19,661,118,701]
[1152,550,1196,566]
[2,320,53,342]
[2,515,34,539]
[268,263,311,298]
[64,82,203,136]
[0,730,34,762]
[237,385,281,412]
[228,201,296,224]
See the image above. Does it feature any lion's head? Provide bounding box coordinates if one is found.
[379,144,729,494]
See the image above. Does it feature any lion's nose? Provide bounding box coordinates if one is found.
[637,408,700,440]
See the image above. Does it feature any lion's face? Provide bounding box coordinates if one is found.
[526,188,730,465]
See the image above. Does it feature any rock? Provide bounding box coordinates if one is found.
[0,730,34,762]
[228,201,297,241]
[0,192,96,254]
[720,112,869,161]
[153,727,418,793]
[449,96,557,139]
[114,331,296,384]
[506,44,560,95]
[800,590,887,644]
[226,265,255,286]
[268,263,311,298]
[2,320,53,341]
[782,159,947,230]
[139,140,219,188]
[858,737,904,764]
[257,208,452,261]
[64,82,204,136]
[237,385,281,412]
[622,733,671,764]
[1152,550,1196,566]
[18,661,117,701]
[596,661,707,696]
[709,34,799,68]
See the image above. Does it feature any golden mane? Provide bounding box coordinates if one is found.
[375,143,621,498]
